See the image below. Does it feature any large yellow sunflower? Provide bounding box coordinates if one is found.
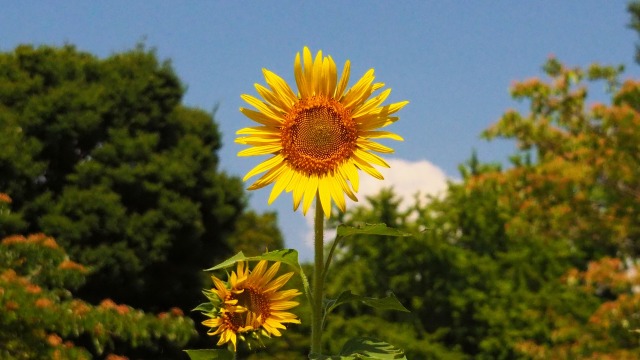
[236,46,408,217]
[202,261,301,351]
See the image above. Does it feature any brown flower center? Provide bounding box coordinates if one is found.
[281,96,357,176]
[225,287,270,330]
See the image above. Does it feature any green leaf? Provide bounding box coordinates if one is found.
[325,290,410,316]
[191,302,214,313]
[336,224,412,238]
[309,337,407,359]
[205,251,248,271]
[184,349,234,360]
[205,249,300,271]
[340,337,407,359]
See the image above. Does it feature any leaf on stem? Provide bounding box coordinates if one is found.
[309,337,407,359]
[184,349,234,360]
[325,290,410,316]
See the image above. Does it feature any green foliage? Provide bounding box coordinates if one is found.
[311,337,407,359]
[0,231,197,359]
[226,210,284,256]
[322,51,640,358]
[0,44,245,311]
[184,349,234,360]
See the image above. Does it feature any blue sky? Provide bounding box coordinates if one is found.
[2,1,639,261]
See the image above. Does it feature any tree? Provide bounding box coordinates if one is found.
[323,53,640,358]
[0,44,245,311]
[0,196,197,360]
[226,210,284,256]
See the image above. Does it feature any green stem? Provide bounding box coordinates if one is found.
[310,193,324,355]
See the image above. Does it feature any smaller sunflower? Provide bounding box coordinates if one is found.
[201,261,301,351]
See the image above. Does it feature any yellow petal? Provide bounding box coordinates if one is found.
[357,139,395,154]
[241,94,284,121]
[336,166,358,201]
[235,136,280,146]
[255,83,288,112]
[291,173,305,211]
[318,177,332,217]
[247,162,286,190]
[354,159,384,180]
[354,148,390,168]
[342,69,375,109]
[342,161,360,192]
[335,60,351,99]
[360,130,404,141]
[294,52,309,98]
[326,55,337,98]
[268,167,294,204]
[236,126,279,136]
[372,82,385,92]
[240,107,282,127]
[238,144,281,157]
[262,68,297,107]
[302,175,319,215]
[243,154,284,181]
[260,262,281,286]
[328,175,346,212]
[312,50,324,95]
[303,47,314,96]
[352,88,392,118]
[286,170,302,192]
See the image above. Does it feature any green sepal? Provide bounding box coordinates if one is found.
[183,349,234,360]
[325,290,410,316]
[191,302,214,313]
[335,223,412,238]
[309,337,407,359]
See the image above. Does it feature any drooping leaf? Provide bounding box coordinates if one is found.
[309,337,407,359]
[205,249,300,271]
[183,349,234,360]
[340,337,407,359]
[205,251,248,271]
[326,290,410,316]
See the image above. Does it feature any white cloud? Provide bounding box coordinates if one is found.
[350,158,449,211]
[302,158,450,249]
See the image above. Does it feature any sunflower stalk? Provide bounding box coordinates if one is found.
[311,193,325,355]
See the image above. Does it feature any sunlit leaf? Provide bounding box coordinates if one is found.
[339,337,407,359]
[184,349,234,360]
[309,337,407,359]
[205,249,300,271]
[191,302,214,313]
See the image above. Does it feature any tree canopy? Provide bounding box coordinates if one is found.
[0,44,246,311]
[321,54,640,359]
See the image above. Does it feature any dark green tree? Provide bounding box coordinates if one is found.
[0,44,245,311]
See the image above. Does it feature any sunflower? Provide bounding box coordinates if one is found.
[201,261,301,351]
[236,46,408,217]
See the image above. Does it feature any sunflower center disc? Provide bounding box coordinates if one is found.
[229,287,270,329]
[282,96,357,176]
